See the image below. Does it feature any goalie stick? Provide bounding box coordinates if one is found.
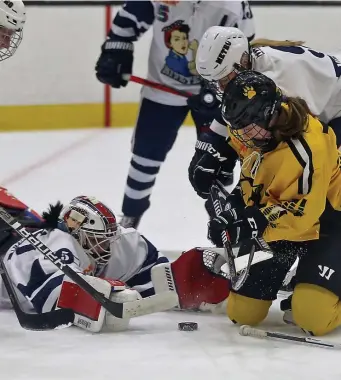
[0,257,74,330]
[0,206,178,328]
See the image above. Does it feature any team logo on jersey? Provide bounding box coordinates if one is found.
[243,86,256,99]
[160,20,201,85]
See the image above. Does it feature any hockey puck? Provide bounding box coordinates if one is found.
[178,322,198,331]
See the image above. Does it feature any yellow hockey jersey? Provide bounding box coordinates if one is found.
[227,113,341,243]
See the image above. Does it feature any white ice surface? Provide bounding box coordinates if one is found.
[0,127,340,380]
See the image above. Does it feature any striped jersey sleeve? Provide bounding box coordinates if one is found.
[3,229,87,313]
[103,228,168,298]
[110,1,155,42]
[125,235,168,298]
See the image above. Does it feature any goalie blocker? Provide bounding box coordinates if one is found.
[57,275,142,333]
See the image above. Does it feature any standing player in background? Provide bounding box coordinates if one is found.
[0,0,25,61]
[95,1,255,229]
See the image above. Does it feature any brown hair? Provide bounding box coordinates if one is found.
[272,97,313,141]
[250,39,305,48]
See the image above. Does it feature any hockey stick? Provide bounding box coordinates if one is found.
[210,180,274,291]
[0,206,178,321]
[214,180,273,255]
[0,257,74,330]
[210,182,250,290]
[239,325,341,350]
[130,75,193,98]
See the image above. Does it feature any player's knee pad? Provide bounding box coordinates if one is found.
[292,283,341,336]
[227,292,272,326]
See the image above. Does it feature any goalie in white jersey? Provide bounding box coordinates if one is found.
[189,26,341,201]
[95,1,255,230]
[0,191,231,332]
[0,196,168,310]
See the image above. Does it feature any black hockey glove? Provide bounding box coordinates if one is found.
[188,82,221,137]
[95,36,134,88]
[207,206,269,247]
[187,84,220,119]
[188,131,237,199]
[204,184,244,219]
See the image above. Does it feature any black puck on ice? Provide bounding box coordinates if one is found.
[178,322,198,331]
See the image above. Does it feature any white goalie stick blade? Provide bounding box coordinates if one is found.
[122,291,179,318]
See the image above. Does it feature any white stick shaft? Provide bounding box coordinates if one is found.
[240,325,341,349]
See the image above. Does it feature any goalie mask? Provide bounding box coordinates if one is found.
[60,196,119,266]
[0,0,26,61]
[221,70,283,150]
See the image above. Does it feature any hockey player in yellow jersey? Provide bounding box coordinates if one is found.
[207,70,341,336]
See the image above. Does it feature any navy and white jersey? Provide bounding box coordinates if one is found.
[0,226,167,314]
[98,226,168,298]
[112,1,255,106]
[0,229,91,313]
[210,45,341,137]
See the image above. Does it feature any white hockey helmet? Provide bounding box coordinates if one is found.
[0,0,26,61]
[196,26,249,82]
[60,196,120,266]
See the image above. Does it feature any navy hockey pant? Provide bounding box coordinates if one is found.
[121,97,211,218]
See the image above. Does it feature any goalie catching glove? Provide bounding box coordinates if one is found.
[57,275,141,333]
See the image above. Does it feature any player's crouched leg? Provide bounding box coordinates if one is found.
[292,283,341,336]
[292,232,341,336]
[227,292,272,326]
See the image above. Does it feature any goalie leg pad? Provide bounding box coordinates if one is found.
[171,248,230,311]
[152,248,230,311]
